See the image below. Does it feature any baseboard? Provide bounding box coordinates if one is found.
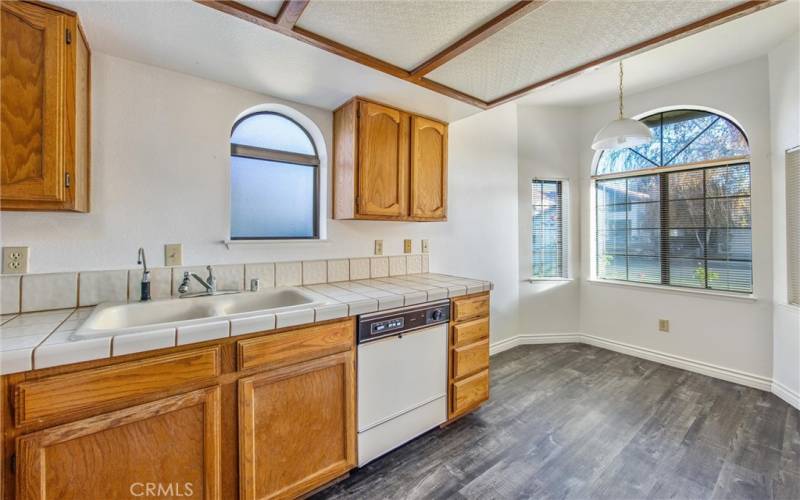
[489,333,580,355]
[772,379,800,409]
[492,333,797,410]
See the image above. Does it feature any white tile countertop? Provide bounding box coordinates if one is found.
[0,273,491,375]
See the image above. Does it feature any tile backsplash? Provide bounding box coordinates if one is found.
[0,254,430,315]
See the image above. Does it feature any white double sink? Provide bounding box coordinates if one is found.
[75,287,330,338]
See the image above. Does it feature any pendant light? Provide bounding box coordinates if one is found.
[591,61,652,150]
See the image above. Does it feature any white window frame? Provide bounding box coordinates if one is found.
[529,178,571,282]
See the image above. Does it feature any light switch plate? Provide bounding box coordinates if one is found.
[658,319,669,333]
[403,239,412,254]
[374,240,383,256]
[2,246,29,274]
[421,240,429,253]
[165,244,183,267]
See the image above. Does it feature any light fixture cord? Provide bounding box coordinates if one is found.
[618,60,624,120]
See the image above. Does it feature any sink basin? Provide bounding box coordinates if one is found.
[75,287,328,337]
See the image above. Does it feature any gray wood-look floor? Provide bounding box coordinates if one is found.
[314,343,800,500]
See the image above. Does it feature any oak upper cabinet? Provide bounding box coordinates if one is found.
[238,351,356,500]
[333,97,447,221]
[410,116,447,220]
[1,1,90,212]
[16,387,221,500]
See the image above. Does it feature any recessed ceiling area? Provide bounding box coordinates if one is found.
[50,0,796,120]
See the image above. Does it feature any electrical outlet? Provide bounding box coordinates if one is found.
[658,319,670,333]
[403,239,412,254]
[421,239,429,253]
[2,246,29,274]
[374,240,383,256]
[165,243,183,267]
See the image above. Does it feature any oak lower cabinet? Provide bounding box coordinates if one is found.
[239,351,356,500]
[16,387,221,500]
[1,1,90,212]
[333,97,447,221]
[448,293,490,420]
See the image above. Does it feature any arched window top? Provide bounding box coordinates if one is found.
[594,109,749,176]
[231,112,317,156]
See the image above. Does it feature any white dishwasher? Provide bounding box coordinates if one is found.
[356,300,450,466]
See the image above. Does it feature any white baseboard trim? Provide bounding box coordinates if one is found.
[772,379,800,409]
[492,333,797,410]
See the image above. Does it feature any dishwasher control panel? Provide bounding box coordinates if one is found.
[357,300,450,344]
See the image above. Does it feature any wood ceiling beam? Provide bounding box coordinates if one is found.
[410,1,548,78]
[276,0,310,28]
[487,0,782,108]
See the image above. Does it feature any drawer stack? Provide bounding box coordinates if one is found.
[448,292,490,420]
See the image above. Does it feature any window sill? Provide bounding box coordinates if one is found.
[526,277,574,283]
[222,239,330,249]
[586,278,757,302]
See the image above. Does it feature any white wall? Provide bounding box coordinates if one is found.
[0,53,521,341]
[768,33,800,399]
[517,106,581,333]
[577,58,774,379]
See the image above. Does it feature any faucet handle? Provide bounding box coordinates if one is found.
[178,272,191,294]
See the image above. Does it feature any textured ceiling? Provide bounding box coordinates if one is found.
[296,0,516,70]
[237,0,284,17]
[427,0,742,102]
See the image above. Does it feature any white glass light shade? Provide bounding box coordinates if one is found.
[591,118,652,150]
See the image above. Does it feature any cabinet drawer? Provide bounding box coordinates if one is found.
[238,319,354,371]
[452,339,489,380]
[15,347,220,426]
[451,369,489,416]
[452,317,489,347]
[452,294,489,322]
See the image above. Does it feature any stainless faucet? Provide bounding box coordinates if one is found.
[137,247,151,301]
[191,266,217,294]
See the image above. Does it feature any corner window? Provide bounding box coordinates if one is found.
[593,109,752,293]
[532,179,568,279]
[230,112,320,239]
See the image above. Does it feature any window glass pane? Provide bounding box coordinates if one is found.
[668,170,704,200]
[628,202,660,229]
[598,255,627,280]
[706,164,750,197]
[598,230,626,255]
[628,229,660,256]
[596,178,626,205]
[669,229,705,259]
[667,118,749,166]
[532,180,566,278]
[628,114,662,166]
[230,157,315,238]
[231,113,315,155]
[596,148,655,175]
[669,200,705,228]
[707,198,751,228]
[707,260,752,293]
[627,175,660,203]
[629,257,661,284]
[661,109,718,163]
[597,204,627,231]
[669,258,706,288]
[707,229,752,260]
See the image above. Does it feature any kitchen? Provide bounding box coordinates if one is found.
[1,1,798,499]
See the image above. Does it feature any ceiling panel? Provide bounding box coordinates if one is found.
[237,0,284,17]
[295,0,517,70]
[427,0,743,102]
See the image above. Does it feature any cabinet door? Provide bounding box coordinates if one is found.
[239,351,356,500]
[16,387,221,500]
[1,2,68,204]
[357,101,409,218]
[410,116,447,220]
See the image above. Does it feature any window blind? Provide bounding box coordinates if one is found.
[596,163,752,292]
[787,148,800,305]
[532,180,568,278]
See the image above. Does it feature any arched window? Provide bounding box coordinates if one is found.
[230,112,320,239]
[592,108,752,293]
